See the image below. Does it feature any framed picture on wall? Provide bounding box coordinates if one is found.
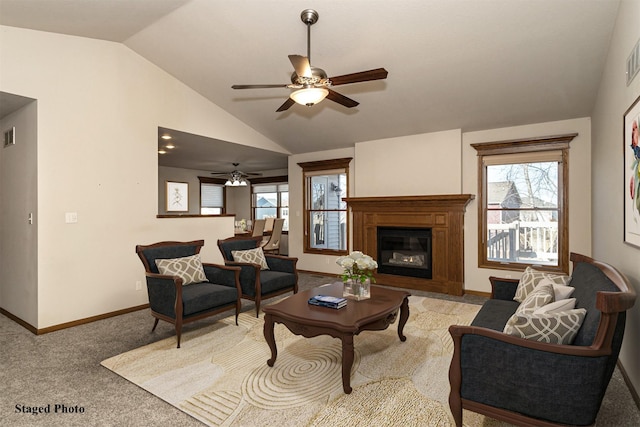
[166,181,189,212]
[624,94,640,248]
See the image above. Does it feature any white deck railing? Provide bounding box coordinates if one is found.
[487,221,558,264]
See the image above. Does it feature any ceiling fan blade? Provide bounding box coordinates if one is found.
[232,84,289,89]
[276,97,296,112]
[329,68,388,86]
[288,54,312,78]
[326,89,359,108]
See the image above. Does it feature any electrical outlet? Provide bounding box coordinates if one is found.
[135,281,142,291]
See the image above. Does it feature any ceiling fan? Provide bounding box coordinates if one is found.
[231,9,388,112]
[211,163,261,186]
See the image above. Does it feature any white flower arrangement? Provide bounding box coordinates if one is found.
[336,251,378,284]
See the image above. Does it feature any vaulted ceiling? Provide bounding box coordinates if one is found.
[0,0,620,172]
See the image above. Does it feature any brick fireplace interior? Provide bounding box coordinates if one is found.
[344,195,474,295]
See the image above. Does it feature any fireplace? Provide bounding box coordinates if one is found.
[377,227,432,279]
[344,194,474,295]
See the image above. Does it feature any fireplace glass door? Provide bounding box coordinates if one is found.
[377,227,432,279]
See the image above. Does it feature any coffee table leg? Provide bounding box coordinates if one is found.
[341,334,354,394]
[398,296,409,342]
[264,314,277,366]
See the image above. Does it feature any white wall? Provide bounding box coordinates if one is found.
[591,0,640,395]
[0,101,38,325]
[0,26,287,328]
[462,118,593,292]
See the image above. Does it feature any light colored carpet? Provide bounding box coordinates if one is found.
[102,296,506,427]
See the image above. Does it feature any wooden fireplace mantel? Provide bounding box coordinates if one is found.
[344,194,474,295]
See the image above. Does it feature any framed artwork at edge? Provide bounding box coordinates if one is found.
[166,181,189,212]
[624,94,640,248]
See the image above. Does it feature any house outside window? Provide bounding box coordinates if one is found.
[198,176,225,214]
[298,158,351,254]
[252,182,289,231]
[472,134,576,273]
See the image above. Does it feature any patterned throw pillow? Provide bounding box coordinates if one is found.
[503,308,587,344]
[515,282,555,314]
[513,267,571,302]
[232,247,269,270]
[156,254,207,286]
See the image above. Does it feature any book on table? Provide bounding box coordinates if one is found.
[308,295,347,309]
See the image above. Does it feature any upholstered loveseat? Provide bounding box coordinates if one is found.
[448,252,636,426]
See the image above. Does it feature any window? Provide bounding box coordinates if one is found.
[252,182,289,231]
[198,177,225,214]
[472,134,576,272]
[298,158,351,254]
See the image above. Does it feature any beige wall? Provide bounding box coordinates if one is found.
[354,129,463,196]
[0,26,287,328]
[591,0,640,395]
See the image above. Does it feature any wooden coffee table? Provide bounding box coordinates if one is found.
[262,282,410,394]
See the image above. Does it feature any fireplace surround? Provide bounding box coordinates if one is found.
[344,194,474,295]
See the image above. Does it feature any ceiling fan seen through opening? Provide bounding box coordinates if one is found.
[231,9,388,112]
[211,163,262,186]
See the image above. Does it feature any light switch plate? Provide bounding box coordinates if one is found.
[65,212,78,223]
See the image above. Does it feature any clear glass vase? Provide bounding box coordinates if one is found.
[343,278,370,300]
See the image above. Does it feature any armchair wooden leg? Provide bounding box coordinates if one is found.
[175,320,183,349]
[152,318,159,331]
[255,296,261,318]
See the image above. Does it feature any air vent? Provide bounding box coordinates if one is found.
[627,38,640,86]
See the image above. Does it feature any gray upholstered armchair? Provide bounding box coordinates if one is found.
[136,240,242,348]
[448,253,636,426]
[217,236,298,316]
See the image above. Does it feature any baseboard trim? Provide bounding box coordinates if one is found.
[298,269,340,278]
[0,304,150,335]
[617,359,640,411]
[0,307,38,334]
[463,289,491,298]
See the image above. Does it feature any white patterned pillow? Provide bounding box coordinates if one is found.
[232,247,269,270]
[156,254,207,286]
[513,267,571,302]
[534,298,576,315]
[516,282,555,314]
[503,308,587,344]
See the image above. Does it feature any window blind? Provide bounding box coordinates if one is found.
[482,150,563,166]
[201,183,223,208]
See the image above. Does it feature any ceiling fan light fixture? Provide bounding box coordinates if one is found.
[290,87,329,106]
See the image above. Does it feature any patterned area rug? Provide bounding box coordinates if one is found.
[102,296,501,427]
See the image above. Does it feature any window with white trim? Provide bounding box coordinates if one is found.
[252,183,289,231]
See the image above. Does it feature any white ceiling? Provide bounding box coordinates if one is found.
[0,0,621,172]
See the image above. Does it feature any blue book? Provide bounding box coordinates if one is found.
[308,295,347,309]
